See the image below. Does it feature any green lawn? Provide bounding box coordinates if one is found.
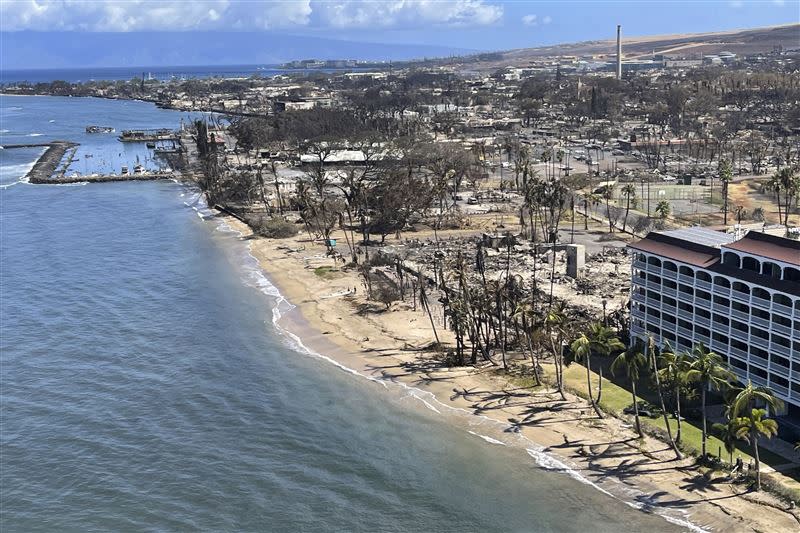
[548,363,794,467]
[509,360,800,500]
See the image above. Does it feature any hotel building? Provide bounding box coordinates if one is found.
[628,228,800,416]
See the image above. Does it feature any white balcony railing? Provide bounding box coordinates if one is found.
[731,290,750,303]
[751,295,771,310]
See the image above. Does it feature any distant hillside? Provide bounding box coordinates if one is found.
[460,24,800,70]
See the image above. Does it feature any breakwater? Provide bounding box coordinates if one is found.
[32,172,174,185]
[20,141,77,183]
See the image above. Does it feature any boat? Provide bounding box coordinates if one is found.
[121,166,129,175]
[118,129,177,142]
[86,126,115,134]
[133,164,145,174]
[146,142,156,149]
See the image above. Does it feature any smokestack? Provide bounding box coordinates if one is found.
[616,25,622,80]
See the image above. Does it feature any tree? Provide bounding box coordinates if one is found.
[601,184,616,233]
[581,191,601,230]
[655,200,671,220]
[685,343,735,458]
[611,342,648,437]
[544,302,568,401]
[570,334,604,419]
[418,274,441,346]
[768,167,799,228]
[621,183,637,232]
[712,418,745,465]
[586,323,625,405]
[718,159,733,226]
[658,343,689,445]
[649,338,682,458]
[728,382,782,490]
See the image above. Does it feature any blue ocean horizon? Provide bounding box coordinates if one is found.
[0,64,313,84]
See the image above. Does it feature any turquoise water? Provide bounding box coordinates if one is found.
[1,96,691,532]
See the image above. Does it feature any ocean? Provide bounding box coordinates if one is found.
[1,65,353,85]
[0,96,691,531]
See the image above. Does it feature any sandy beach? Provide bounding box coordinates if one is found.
[222,214,800,533]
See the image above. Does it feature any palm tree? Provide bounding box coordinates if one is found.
[418,274,440,346]
[621,183,637,232]
[648,338,682,459]
[544,303,568,401]
[655,199,671,220]
[570,334,604,419]
[712,418,745,464]
[658,343,689,445]
[729,382,783,490]
[581,191,600,230]
[601,184,615,233]
[718,159,732,225]
[587,323,625,405]
[611,342,648,437]
[685,343,735,458]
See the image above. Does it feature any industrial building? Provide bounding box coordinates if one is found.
[628,228,800,418]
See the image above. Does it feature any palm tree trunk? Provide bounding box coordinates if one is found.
[632,381,642,437]
[701,387,707,459]
[596,367,603,404]
[584,199,589,230]
[652,352,682,458]
[623,197,630,232]
[752,428,761,490]
[586,355,604,418]
[675,385,682,444]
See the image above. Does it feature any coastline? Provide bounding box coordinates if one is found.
[216,212,800,533]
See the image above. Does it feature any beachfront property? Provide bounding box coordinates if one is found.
[627,228,800,421]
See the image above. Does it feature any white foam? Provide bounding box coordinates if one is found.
[0,161,37,189]
[468,431,506,445]
[0,129,9,133]
[26,133,44,137]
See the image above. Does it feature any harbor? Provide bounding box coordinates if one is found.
[15,136,180,185]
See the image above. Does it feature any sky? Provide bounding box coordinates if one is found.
[1,1,798,68]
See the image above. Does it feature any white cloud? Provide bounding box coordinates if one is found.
[542,15,552,24]
[316,1,502,29]
[0,0,500,31]
[522,14,537,26]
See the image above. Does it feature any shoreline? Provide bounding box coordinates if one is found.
[215,212,799,533]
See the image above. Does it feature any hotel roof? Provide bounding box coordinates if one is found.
[659,228,737,248]
[627,231,722,268]
[722,231,800,266]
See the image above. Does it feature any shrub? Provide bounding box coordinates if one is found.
[253,216,299,238]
